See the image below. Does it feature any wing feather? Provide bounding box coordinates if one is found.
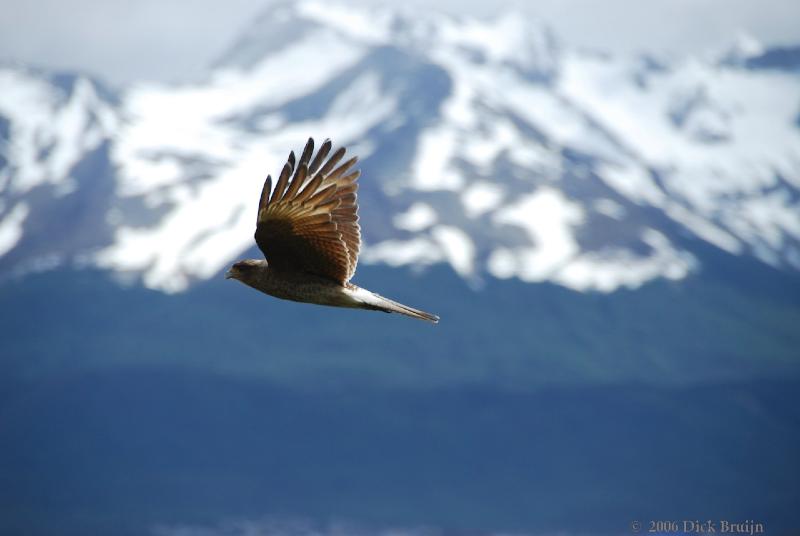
[324,156,358,186]
[306,184,337,206]
[315,146,346,180]
[255,138,362,283]
[271,162,293,207]
[308,138,332,176]
[295,172,325,204]
[281,163,307,202]
[257,175,272,225]
[297,138,314,168]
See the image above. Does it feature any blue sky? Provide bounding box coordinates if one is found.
[1,0,798,85]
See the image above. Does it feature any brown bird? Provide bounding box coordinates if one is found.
[226,138,439,323]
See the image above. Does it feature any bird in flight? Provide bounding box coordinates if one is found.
[226,138,439,323]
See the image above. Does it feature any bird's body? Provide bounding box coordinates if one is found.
[226,138,439,323]
[232,259,350,305]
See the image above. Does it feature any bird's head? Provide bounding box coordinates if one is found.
[225,259,267,286]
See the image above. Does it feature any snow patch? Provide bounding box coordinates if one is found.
[556,230,694,292]
[664,203,742,254]
[0,71,116,194]
[114,31,365,196]
[599,163,664,206]
[297,0,393,44]
[593,198,626,220]
[437,12,557,75]
[491,187,583,280]
[462,181,504,218]
[96,154,267,292]
[0,203,29,256]
[410,126,463,191]
[394,202,437,231]
[431,225,475,276]
[361,237,444,267]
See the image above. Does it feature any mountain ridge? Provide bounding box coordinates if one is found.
[1,0,799,293]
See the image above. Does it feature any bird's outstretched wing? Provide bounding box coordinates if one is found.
[255,138,361,284]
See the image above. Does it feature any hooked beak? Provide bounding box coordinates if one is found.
[224,269,235,280]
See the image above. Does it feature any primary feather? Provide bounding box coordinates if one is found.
[255,138,361,284]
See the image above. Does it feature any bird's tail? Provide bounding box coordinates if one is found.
[351,286,439,323]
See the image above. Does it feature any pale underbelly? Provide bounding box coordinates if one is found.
[259,277,359,308]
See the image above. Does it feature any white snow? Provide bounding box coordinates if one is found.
[0,70,117,194]
[4,2,800,294]
[316,72,397,140]
[722,33,766,63]
[561,51,800,205]
[97,28,380,291]
[114,31,365,197]
[437,12,557,75]
[431,225,475,277]
[486,188,697,291]
[721,188,800,262]
[361,237,444,268]
[394,202,437,232]
[598,163,665,206]
[97,19,800,294]
[664,203,742,254]
[363,225,475,278]
[96,148,268,292]
[593,198,626,220]
[462,181,504,218]
[486,248,517,280]
[297,0,393,44]
[461,119,519,172]
[491,188,584,281]
[555,230,694,292]
[0,202,29,256]
[508,142,562,175]
[504,80,625,164]
[410,126,464,191]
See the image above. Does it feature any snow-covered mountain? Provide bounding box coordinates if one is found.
[2,0,800,293]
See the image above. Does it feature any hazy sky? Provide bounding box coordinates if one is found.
[1,0,798,86]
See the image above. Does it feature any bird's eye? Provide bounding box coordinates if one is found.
[234,262,252,271]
